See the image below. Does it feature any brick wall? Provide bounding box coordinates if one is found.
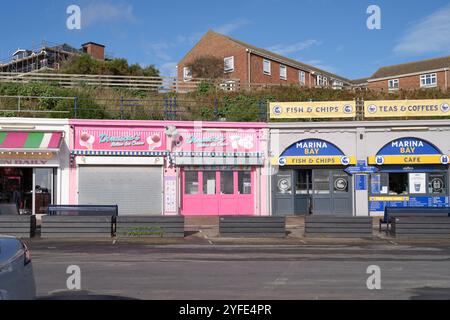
[177,31,248,83]
[249,54,312,87]
[368,70,449,91]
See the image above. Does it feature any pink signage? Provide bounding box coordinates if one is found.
[173,129,260,153]
[74,127,166,151]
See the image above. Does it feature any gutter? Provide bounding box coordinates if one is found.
[368,68,450,82]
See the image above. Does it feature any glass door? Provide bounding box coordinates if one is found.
[33,168,54,215]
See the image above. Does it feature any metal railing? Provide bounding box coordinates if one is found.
[0,95,269,122]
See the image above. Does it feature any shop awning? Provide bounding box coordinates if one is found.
[0,132,63,152]
[72,150,168,157]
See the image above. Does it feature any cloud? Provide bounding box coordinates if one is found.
[159,62,178,77]
[82,1,137,27]
[267,40,321,55]
[214,18,250,35]
[394,4,450,55]
[303,60,338,74]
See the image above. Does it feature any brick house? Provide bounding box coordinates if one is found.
[177,30,350,89]
[367,55,450,92]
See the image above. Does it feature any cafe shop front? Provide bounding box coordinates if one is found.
[367,137,449,215]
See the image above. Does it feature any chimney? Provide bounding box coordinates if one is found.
[81,42,105,60]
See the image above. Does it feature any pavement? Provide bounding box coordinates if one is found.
[25,222,450,300]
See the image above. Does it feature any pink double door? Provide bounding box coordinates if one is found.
[181,169,255,216]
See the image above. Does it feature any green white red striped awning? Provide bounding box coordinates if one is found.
[0,132,63,151]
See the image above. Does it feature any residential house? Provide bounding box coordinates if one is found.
[368,55,450,92]
[0,42,106,73]
[177,30,351,90]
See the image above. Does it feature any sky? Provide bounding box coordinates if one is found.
[1,0,450,79]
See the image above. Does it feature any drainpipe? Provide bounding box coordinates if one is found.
[247,48,251,90]
[445,68,448,91]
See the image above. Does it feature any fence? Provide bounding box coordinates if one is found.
[0,95,269,122]
[0,72,241,93]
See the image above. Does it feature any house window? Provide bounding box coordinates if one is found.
[224,56,235,73]
[280,65,287,80]
[317,75,328,87]
[183,66,192,81]
[299,71,306,85]
[388,79,399,90]
[420,73,437,87]
[263,59,271,75]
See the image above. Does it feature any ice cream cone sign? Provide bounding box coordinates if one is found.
[79,132,95,150]
[147,134,162,151]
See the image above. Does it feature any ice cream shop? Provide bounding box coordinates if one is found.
[171,122,267,216]
[0,118,70,216]
[69,120,168,216]
[69,120,268,217]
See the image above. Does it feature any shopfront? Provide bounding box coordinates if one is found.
[173,125,265,216]
[0,126,68,216]
[367,137,449,215]
[271,138,356,216]
[70,121,167,216]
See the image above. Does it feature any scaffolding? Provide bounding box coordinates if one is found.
[0,41,80,73]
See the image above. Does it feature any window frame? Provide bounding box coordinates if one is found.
[224,56,235,73]
[279,64,287,80]
[388,78,399,90]
[420,73,437,88]
[183,66,192,82]
[263,59,271,75]
[299,71,306,85]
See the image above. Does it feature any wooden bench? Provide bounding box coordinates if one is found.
[116,216,185,238]
[47,205,119,217]
[305,216,373,238]
[391,217,450,238]
[0,215,36,238]
[381,207,450,233]
[219,217,286,238]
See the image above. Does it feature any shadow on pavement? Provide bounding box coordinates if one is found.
[37,290,138,300]
[410,287,450,300]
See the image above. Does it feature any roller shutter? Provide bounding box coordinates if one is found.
[78,166,162,216]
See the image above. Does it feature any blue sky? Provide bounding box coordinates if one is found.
[1,0,450,79]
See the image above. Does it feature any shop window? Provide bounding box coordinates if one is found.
[238,171,252,195]
[185,171,199,195]
[333,175,349,193]
[388,173,408,195]
[313,170,330,194]
[370,173,389,195]
[220,171,234,195]
[203,171,216,195]
[276,173,292,195]
[428,173,447,195]
[295,170,312,194]
[408,173,427,194]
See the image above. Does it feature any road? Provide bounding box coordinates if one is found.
[27,240,450,300]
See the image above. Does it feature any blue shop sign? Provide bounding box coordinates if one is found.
[377,137,442,156]
[355,175,368,191]
[282,139,346,157]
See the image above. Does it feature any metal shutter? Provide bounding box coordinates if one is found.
[78,166,162,216]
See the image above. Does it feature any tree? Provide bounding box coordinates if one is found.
[186,55,223,79]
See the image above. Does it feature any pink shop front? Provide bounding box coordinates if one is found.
[172,123,266,216]
[69,120,268,216]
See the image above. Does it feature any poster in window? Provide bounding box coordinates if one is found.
[409,173,426,194]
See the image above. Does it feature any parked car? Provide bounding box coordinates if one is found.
[0,235,36,300]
